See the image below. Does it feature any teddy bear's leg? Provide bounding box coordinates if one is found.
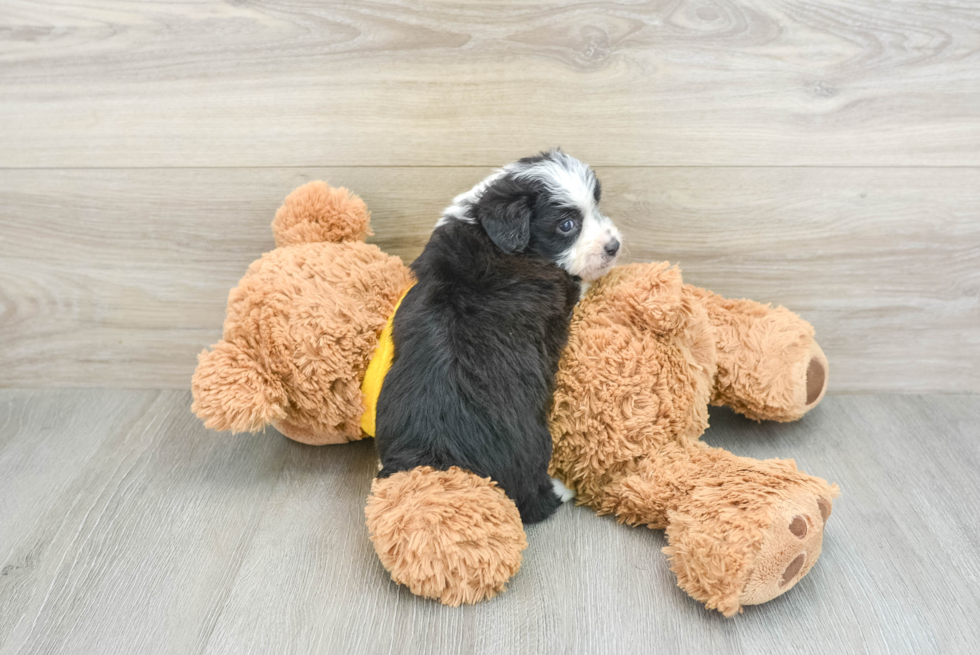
[365,466,528,606]
[599,442,837,617]
[687,286,829,422]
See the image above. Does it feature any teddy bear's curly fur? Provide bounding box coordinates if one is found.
[550,263,835,614]
[192,181,838,616]
[192,182,413,444]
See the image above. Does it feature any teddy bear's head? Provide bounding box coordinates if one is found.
[192,182,413,444]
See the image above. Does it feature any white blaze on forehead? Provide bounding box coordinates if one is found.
[512,151,597,219]
[436,150,598,227]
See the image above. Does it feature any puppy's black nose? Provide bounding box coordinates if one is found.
[604,238,620,258]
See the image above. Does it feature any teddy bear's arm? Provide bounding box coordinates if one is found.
[192,339,288,433]
[686,286,829,422]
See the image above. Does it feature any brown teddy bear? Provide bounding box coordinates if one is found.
[192,181,838,617]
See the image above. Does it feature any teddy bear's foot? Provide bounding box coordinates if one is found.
[656,449,838,617]
[803,341,829,409]
[270,417,364,446]
[665,485,836,616]
[739,491,834,606]
[741,339,829,422]
[365,466,527,606]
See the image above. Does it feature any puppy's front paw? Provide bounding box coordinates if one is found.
[551,477,575,503]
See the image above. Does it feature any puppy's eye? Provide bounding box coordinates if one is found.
[558,219,575,233]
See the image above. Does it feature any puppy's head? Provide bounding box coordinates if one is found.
[439,149,621,281]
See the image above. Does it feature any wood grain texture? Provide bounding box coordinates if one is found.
[2,167,978,392]
[1,0,979,167]
[0,390,292,655]
[1,390,979,654]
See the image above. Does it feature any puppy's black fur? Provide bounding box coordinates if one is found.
[375,161,582,524]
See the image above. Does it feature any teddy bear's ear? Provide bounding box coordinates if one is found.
[271,181,372,247]
[191,340,287,433]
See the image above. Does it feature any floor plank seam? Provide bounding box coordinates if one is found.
[195,443,293,655]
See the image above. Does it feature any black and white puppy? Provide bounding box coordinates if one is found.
[375,149,621,523]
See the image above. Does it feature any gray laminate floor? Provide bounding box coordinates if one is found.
[1,390,978,655]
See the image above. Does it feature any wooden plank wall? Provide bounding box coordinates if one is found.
[1,1,978,392]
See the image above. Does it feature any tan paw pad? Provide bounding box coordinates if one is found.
[803,342,829,409]
[789,515,808,538]
[781,553,806,587]
[817,497,832,523]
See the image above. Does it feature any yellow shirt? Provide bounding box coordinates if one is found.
[360,283,414,437]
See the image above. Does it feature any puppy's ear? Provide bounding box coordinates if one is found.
[476,185,533,254]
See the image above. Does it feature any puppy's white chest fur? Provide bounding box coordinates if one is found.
[551,478,576,503]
